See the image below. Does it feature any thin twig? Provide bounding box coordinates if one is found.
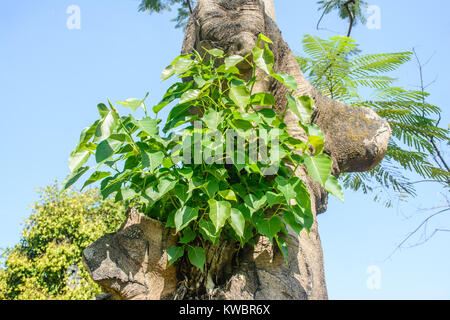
[412,48,450,175]
[385,208,450,261]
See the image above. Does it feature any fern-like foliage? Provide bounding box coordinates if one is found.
[298,35,449,206]
[138,0,195,29]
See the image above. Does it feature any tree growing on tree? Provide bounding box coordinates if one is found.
[72,0,390,300]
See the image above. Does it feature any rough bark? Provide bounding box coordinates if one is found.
[83,207,178,300]
[83,0,391,300]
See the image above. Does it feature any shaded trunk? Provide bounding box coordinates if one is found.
[82,0,390,300]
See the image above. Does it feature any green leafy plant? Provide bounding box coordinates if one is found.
[61,34,343,270]
[297,35,449,206]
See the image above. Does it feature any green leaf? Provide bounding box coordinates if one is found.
[153,82,193,114]
[275,176,296,202]
[257,108,277,125]
[158,176,178,197]
[276,236,289,263]
[167,246,184,266]
[244,194,267,214]
[174,184,191,205]
[97,103,109,118]
[297,96,314,123]
[173,57,194,74]
[174,206,199,233]
[308,135,324,155]
[283,211,303,234]
[206,48,224,57]
[300,123,325,139]
[94,111,117,142]
[81,171,111,190]
[100,176,122,199]
[229,81,250,109]
[272,73,298,91]
[69,150,90,172]
[303,154,332,186]
[199,219,220,244]
[188,247,205,272]
[325,175,344,202]
[256,216,282,240]
[95,139,122,164]
[218,190,237,201]
[252,44,274,75]
[217,65,240,74]
[166,103,192,124]
[266,191,284,206]
[251,93,275,106]
[162,157,174,168]
[177,167,194,180]
[60,166,89,192]
[257,33,273,46]
[203,109,223,130]
[161,65,175,80]
[179,89,201,104]
[292,205,314,231]
[287,94,313,124]
[208,199,231,232]
[121,187,138,201]
[292,178,312,212]
[145,186,161,203]
[117,98,144,112]
[188,176,208,193]
[165,210,175,229]
[74,121,99,151]
[230,208,245,238]
[225,55,244,69]
[204,176,219,198]
[232,119,254,132]
[179,227,197,244]
[140,149,165,172]
[138,117,158,136]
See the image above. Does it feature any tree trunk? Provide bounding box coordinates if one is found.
[82,0,390,300]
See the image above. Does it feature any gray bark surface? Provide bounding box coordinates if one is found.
[83,0,390,300]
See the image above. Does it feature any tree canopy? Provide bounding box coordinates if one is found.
[0,185,125,300]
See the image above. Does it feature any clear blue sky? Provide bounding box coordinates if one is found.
[0,0,448,299]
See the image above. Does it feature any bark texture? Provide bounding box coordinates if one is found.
[83,207,178,300]
[83,0,391,300]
